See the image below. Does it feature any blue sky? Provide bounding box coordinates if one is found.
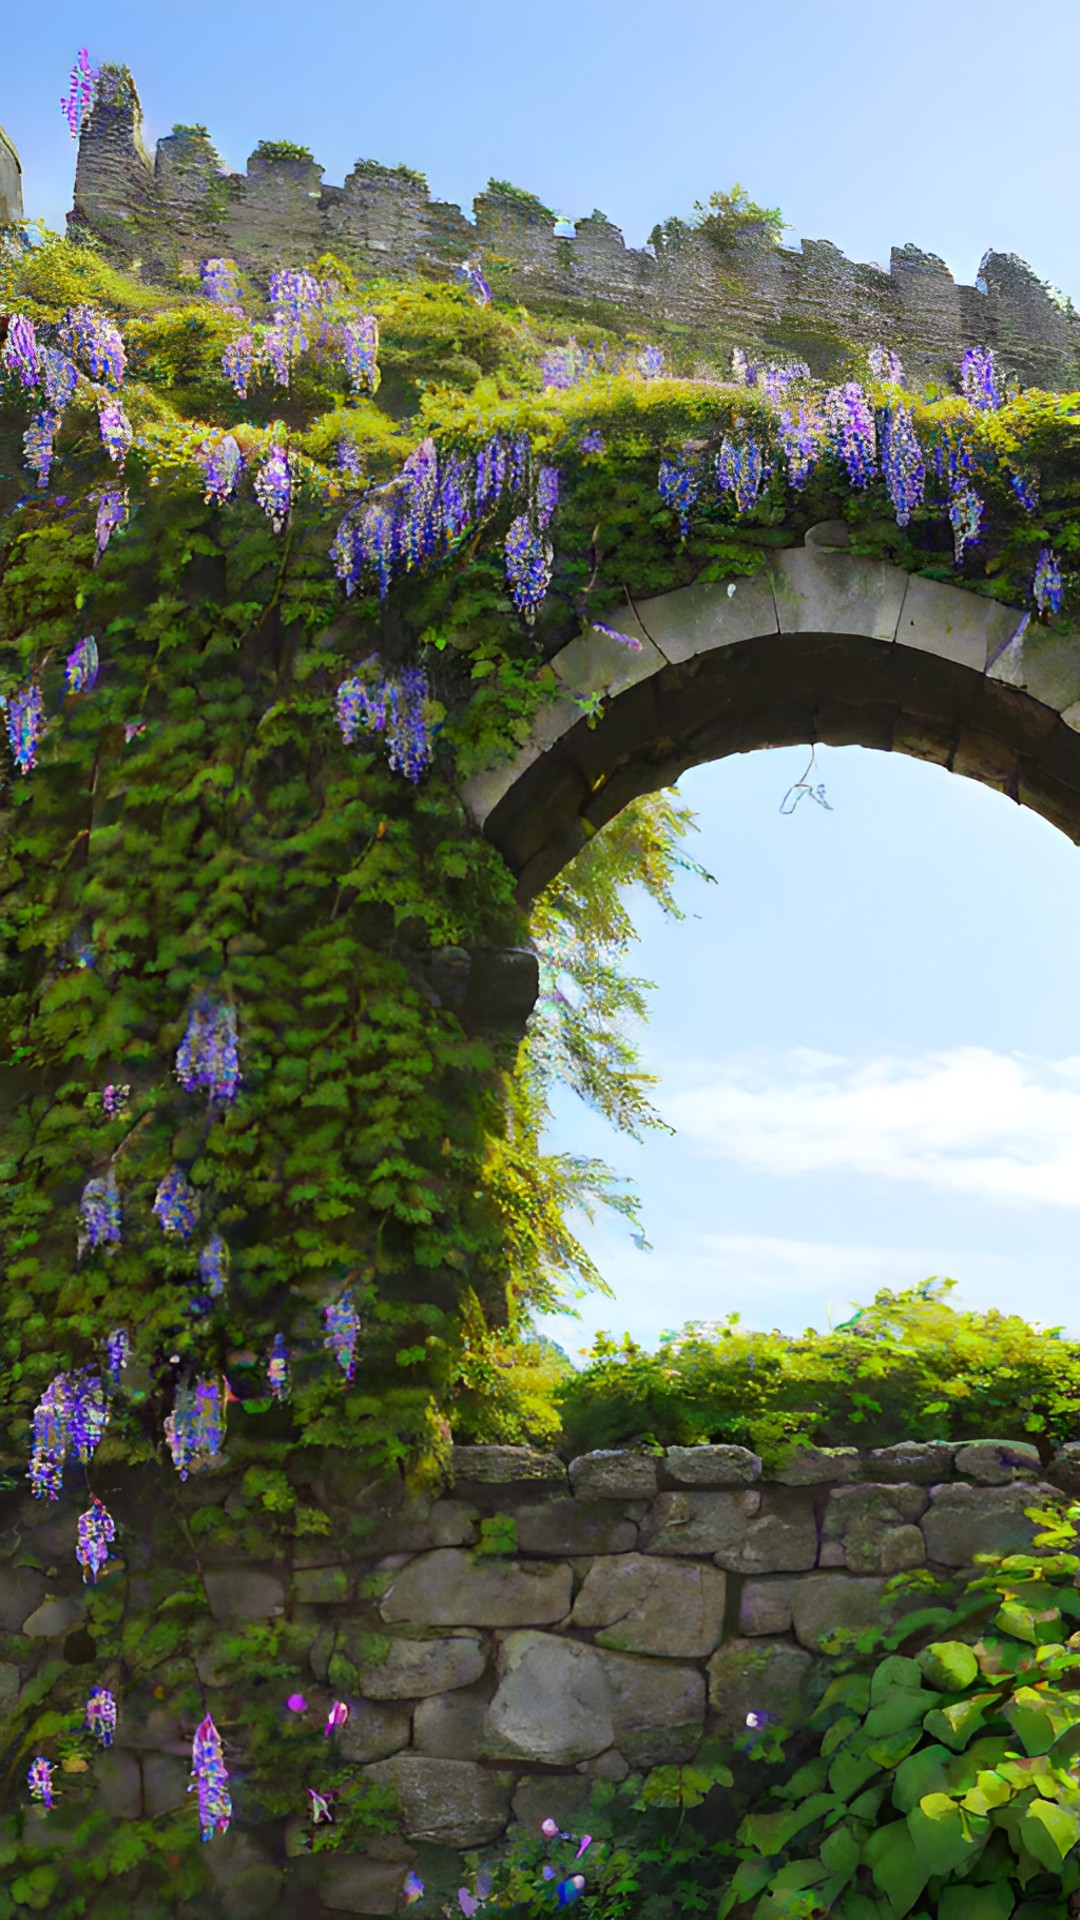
[6,2,1080,1355]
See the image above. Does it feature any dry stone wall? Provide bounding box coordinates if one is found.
[4,1436,1080,1915]
[59,67,1080,392]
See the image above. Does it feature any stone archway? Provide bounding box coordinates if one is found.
[463,523,1080,905]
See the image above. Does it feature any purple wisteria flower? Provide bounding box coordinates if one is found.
[457,256,491,306]
[23,411,61,488]
[28,1374,76,1500]
[337,668,389,742]
[1009,469,1039,513]
[65,634,99,695]
[636,345,665,379]
[578,428,604,454]
[6,686,45,773]
[98,402,132,467]
[868,343,904,385]
[777,405,817,490]
[1,315,40,388]
[439,452,472,542]
[222,334,256,398]
[879,402,925,526]
[70,1371,108,1463]
[61,49,98,140]
[59,306,125,387]
[337,438,364,482]
[716,437,766,513]
[342,314,379,394]
[959,345,1000,410]
[505,515,553,621]
[949,482,984,564]
[199,1233,230,1300]
[267,1333,289,1402]
[824,383,876,489]
[476,436,510,513]
[95,488,128,561]
[27,1758,55,1810]
[104,1328,130,1390]
[760,361,809,402]
[931,425,976,498]
[399,438,441,570]
[188,1713,232,1842]
[658,455,701,538]
[731,347,755,385]
[153,1166,201,1238]
[166,1379,226,1482]
[85,1687,117,1748]
[324,1293,362,1384]
[255,446,292,532]
[261,325,292,387]
[40,348,79,413]
[592,620,642,652]
[175,996,241,1104]
[541,339,588,390]
[200,259,244,311]
[270,268,322,317]
[195,433,243,505]
[78,1168,121,1258]
[76,1496,116,1584]
[1033,548,1064,616]
[386,667,432,782]
[536,465,560,529]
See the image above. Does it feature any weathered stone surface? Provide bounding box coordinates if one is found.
[632,576,780,666]
[318,1857,411,1915]
[142,1751,190,1815]
[771,549,909,645]
[920,1481,1068,1566]
[513,1498,637,1556]
[0,1566,45,1630]
[360,1497,479,1555]
[741,1574,913,1652]
[94,1746,142,1818]
[570,1553,727,1657]
[0,1663,18,1717]
[217,1867,285,1920]
[773,1447,865,1486]
[739,1578,799,1637]
[411,1681,491,1759]
[551,623,666,700]
[358,1633,486,1698]
[863,1442,956,1483]
[363,1755,514,1847]
[594,1648,706,1765]
[484,1632,614,1763]
[819,1483,929,1573]
[639,1487,818,1574]
[335,1700,412,1763]
[662,1445,762,1487]
[451,1446,567,1486]
[293,1564,349,1604]
[576,1748,631,1781]
[202,1566,285,1622]
[511,1774,592,1832]
[21,1592,83,1638]
[1047,1443,1080,1495]
[379,1549,572,1627]
[897,572,1021,673]
[952,1439,1042,1484]
[707,1638,820,1733]
[569,1452,659,1499]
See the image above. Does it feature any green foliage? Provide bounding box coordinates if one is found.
[475,1511,518,1556]
[650,182,790,255]
[485,180,557,222]
[253,139,315,165]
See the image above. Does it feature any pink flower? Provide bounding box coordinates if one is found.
[286,1693,307,1712]
[324,1699,349,1737]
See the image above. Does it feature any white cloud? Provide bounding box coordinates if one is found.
[661,1045,1080,1207]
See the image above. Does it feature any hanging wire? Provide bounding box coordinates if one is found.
[779,744,834,815]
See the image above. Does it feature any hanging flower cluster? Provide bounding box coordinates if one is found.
[22,412,61,489]
[731,349,809,398]
[658,454,701,538]
[175,996,241,1104]
[61,49,98,139]
[1,315,40,388]
[200,258,244,312]
[1033,547,1064,616]
[76,1496,116,1583]
[267,1333,289,1401]
[949,481,984,564]
[98,401,133,467]
[505,514,554,621]
[65,634,100,695]
[336,661,433,781]
[85,1687,117,1748]
[199,1233,230,1301]
[879,401,925,526]
[868,343,904,384]
[188,1714,232,1841]
[195,433,244,505]
[716,437,767,513]
[4,686,45,773]
[342,315,379,394]
[28,1758,56,1810]
[104,1328,130,1390]
[254,445,292,532]
[636,345,665,379]
[959,345,1000,410]
[457,257,492,306]
[1009,469,1039,513]
[324,1293,361,1384]
[578,428,604,454]
[95,488,129,560]
[165,1379,226,1481]
[153,1166,201,1237]
[58,306,126,388]
[777,405,818,489]
[28,1371,108,1499]
[222,334,256,399]
[536,465,560,528]
[824,383,877,488]
[78,1167,121,1258]
[331,433,532,602]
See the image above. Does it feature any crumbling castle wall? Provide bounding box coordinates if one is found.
[0,124,23,226]
[51,64,1079,392]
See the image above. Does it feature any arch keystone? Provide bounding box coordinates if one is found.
[770,547,909,642]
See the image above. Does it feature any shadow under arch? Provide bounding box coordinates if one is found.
[462,530,1080,905]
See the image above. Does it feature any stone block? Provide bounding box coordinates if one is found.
[630,575,780,666]
[739,1579,798,1637]
[576,1748,631,1781]
[293,1564,349,1604]
[771,548,909,644]
[920,1481,1067,1567]
[992,621,1080,714]
[450,1446,568,1486]
[773,1447,865,1486]
[360,1498,479,1556]
[460,697,582,830]
[551,624,666,699]
[357,1634,487,1698]
[511,1774,592,1833]
[335,1700,412,1763]
[895,572,1019,672]
[640,1488,818,1574]
[217,1867,285,1920]
[785,1575,917,1652]
[484,1631,614,1763]
[662,1445,762,1487]
[202,1566,285,1622]
[379,1549,572,1627]
[1047,1444,1080,1495]
[93,1746,142,1818]
[952,1439,1042,1484]
[363,1755,514,1847]
[142,1751,190,1816]
[820,1483,929,1574]
[862,1442,956,1483]
[319,1856,413,1915]
[594,1648,706,1765]
[412,1680,492,1759]
[570,1553,727,1657]
[0,1566,45,1631]
[512,1498,637,1556]
[707,1638,820,1734]
[569,1452,659,1499]
[21,1592,83,1638]
[0,1663,18,1716]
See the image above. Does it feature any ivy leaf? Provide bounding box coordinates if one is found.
[1017,1795,1080,1871]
